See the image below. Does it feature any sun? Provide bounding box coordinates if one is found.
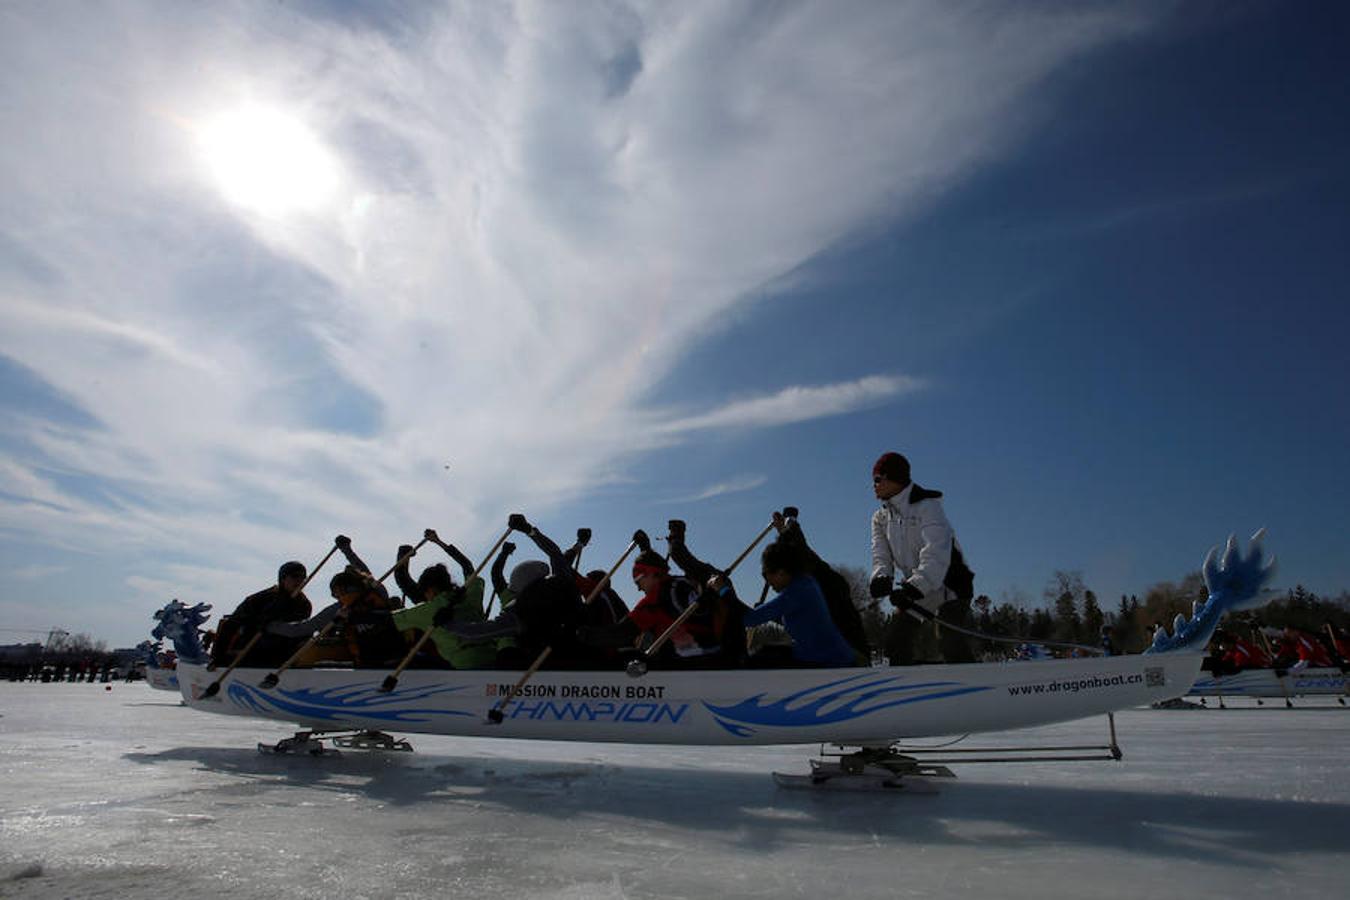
[197,106,341,216]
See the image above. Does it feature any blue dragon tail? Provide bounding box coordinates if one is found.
[1145,530,1276,655]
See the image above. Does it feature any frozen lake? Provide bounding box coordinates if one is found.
[2,682,1347,899]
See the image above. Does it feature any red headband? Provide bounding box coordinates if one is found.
[632,562,666,580]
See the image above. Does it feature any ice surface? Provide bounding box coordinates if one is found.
[1,683,1347,899]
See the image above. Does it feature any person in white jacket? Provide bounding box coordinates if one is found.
[869,452,975,665]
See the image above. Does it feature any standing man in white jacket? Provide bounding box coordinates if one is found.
[869,452,975,665]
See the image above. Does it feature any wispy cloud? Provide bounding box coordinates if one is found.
[0,1,1156,639]
[13,564,68,580]
[656,375,921,435]
[663,474,768,504]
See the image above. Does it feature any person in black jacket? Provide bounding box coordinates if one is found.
[437,516,596,669]
[394,529,475,607]
[209,560,313,668]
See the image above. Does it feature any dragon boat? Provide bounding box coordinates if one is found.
[157,532,1275,772]
[145,664,179,692]
[1188,666,1347,706]
[136,608,184,692]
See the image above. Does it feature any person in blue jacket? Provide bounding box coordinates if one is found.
[715,540,860,668]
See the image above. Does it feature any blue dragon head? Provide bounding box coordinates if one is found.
[135,639,161,668]
[151,599,212,664]
[1145,530,1276,655]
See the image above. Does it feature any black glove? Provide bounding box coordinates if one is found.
[890,582,924,611]
[667,520,686,541]
[335,534,352,549]
[397,544,415,563]
[432,605,454,628]
[781,506,799,520]
[424,528,441,543]
[576,527,592,546]
[632,529,651,552]
[508,513,532,533]
[869,575,892,599]
[501,541,516,555]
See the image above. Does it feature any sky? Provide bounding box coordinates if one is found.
[1,1,1347,648]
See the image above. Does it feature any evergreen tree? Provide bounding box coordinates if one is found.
[1082,590,1104,643]
[1046,571,1086,642]
[1030,608,1054,639]
[974,594,992,632]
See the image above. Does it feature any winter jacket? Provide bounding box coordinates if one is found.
[629,576,720,658]
[391,577,497,668]
[743,575,858,667]
[870,482,974,611]
[1221,638,1271,671]
[232,585,313,630]
[776,520,870,658]
[1286,632,1335,667]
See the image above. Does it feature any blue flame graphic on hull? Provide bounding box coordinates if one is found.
[704,672,990,737]
[225,680,474,725]
[1146,530,1276,655]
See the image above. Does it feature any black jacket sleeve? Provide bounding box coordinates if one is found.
[527,528,573,577]
[491,547,511,597]
[394,561,423,606]
[441,543,475,581]
[338,542,372,575]
[668,537,720,584]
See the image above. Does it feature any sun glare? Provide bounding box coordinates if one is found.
[197,106,341,216]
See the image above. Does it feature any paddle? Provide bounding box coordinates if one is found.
[259,537,430,690]
[1254,626,1294,708]
[378,528,512,693]
[626,519,777,678]
[754,507,797,609]
[573,527,591,571]
[1325,623,1350,706]
[200,543,340,699]
[486,537,640,724]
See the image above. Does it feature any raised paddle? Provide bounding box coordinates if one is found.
[486,537,640,724]
[1325,623,1349,706]
[626,519,777,678]
[573,527,591,570]
[1254,626,1294,709]
[378,527,513,693]
[259,537,429,690]
[754,507,797,608]
[200,543,340,699]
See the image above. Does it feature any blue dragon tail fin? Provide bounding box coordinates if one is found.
[1145,530,1277,655]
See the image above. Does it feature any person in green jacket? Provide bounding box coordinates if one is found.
[390,564,497,668]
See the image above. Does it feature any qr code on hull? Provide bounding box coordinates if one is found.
[1145,667,1165,687]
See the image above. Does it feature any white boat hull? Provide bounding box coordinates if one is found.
[145,667,179,691]
[1188,667,1347,698]
[177,653,1201,746]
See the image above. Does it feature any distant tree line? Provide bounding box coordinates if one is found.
[0,632,130,682]
[835,565,1350,658]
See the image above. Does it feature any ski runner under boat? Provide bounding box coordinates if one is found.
[157,530,1276,786]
